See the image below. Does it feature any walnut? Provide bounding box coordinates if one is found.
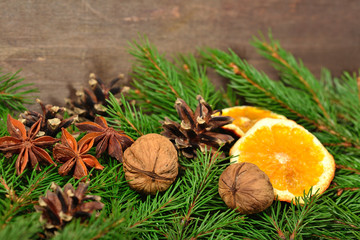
[123,133,179,195]
[218,162,274,214]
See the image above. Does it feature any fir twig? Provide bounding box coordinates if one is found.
[0,70,37,112]
[90,218,126,240]
[0,213,41,239]
[106,93,160,139]
[336,164,360,175]
[143,47,181,99]
[128,37,225,119]
[202,37,360,149]
[357,76,360,101]
[253,34,331,120]
[168,151,242,239]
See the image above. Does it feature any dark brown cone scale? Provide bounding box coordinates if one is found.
[34,182,104,233]
[218,162,274,214]
[65,73,123,121]
[19,99,75,137]
[161,95,234,158]
[123,133,178,195]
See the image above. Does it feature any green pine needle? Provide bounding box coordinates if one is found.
[0,70,37,113]
[128,37,226,118]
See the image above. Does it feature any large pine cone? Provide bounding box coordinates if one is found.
[161,95,234,158]
[19,99,75,137]
[65,73,124,121]
[34,182,104,232]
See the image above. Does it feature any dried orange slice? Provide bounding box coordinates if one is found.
[216,106,286,137]
[230,118,335,203]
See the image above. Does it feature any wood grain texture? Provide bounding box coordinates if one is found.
[0,0,359,108]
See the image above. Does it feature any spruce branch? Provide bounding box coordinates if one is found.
[128,38,186,116]
[202,49,319,128]
[128,38,225,118]
[0,109,9,137]
[327,71,360,128]
[319,190,360,239]
[253,34,360,149]
[165,151,242,239]
[262,200,287,240]
[336,164,360,175]
[129,197,175,229]
[0,213,41,239]
[125,180,184,238]
[106,93,160,139]
[286,190,323,240]
[252,33,332,121]
[176,54,224,108]
[0,70,37,112]
[51,213,131,240]
[202,40,360,149]
[357,76,360,101]
[0,155,64,227]
[90,217,127,240]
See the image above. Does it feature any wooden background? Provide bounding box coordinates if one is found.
[1,0,359,108]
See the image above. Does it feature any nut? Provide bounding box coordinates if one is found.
[218,162,274,214]
[123,133,178,195]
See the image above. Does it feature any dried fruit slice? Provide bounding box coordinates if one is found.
[230,118,335,203]
[216,106,286,137]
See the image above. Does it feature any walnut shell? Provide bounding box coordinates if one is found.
[219,162,274,214]
[123,133,178,195]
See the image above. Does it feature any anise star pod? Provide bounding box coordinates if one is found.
[0,115,58,175]
[76,116,134,162]
[53,128,104,180]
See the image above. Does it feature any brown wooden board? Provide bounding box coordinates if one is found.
[1,0,359,109]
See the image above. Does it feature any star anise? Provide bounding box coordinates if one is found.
[53,128,104,180]
[0,115,58,175]
[76,116,134,162]
[34,182,104,233]
[161,95,234,158]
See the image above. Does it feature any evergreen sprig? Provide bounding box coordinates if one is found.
[0,70,37,113]
[201,34,360,149]
[0,109,9,137]
[106,93,161,139]
[128,38,225,118]
[0,213,41,240]
[166,152,241,239]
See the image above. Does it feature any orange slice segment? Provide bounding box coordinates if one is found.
[216,106,286,137]
[230,118,335,203]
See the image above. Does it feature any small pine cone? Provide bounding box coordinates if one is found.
[65,73,124,121]
[34,182,104,233]
[161,95,234,158]
[19,99,75,137]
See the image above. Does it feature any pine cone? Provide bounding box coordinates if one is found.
[66,73,128,121]
[161,95,234,158]
[34,182,104,233]
[19,99,75,137]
